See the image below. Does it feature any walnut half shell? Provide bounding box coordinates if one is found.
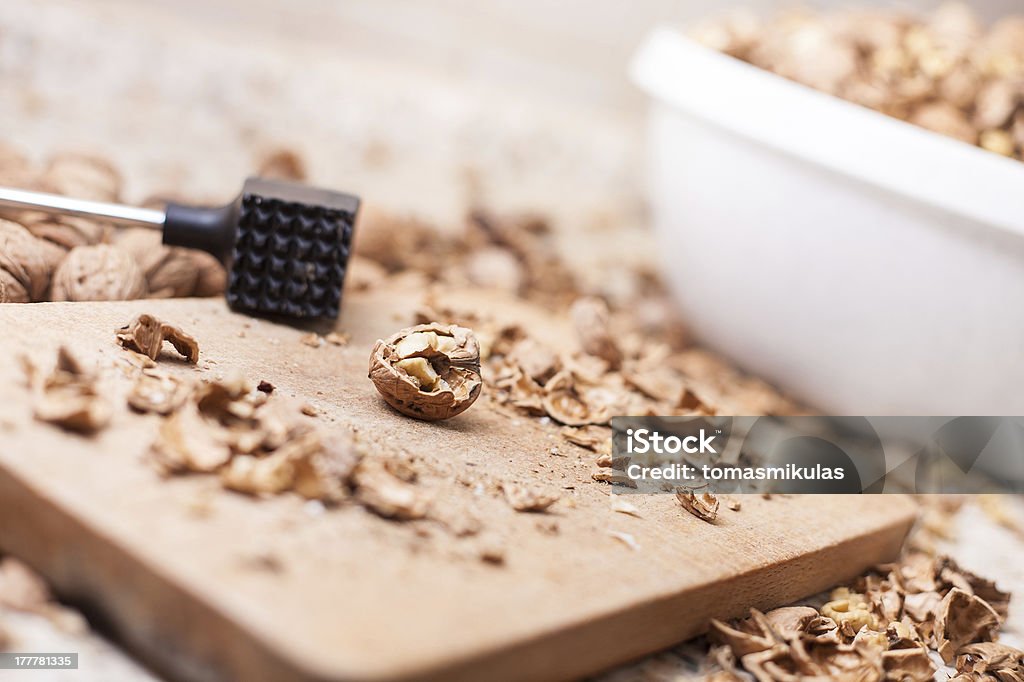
[368,323,482,420]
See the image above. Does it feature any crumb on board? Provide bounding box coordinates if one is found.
[608,530,639,551]
[502,482,560,513]
[609,496,641,517]
[300,333,324,348]
[677,489,719,522]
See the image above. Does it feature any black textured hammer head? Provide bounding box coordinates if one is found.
[226,178,359,319]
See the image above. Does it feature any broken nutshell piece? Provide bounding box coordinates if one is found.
[502,483,560,513]
[325,332,350,346]
[570,296,623,368]
[221,451,295,495]
[933,587,1002,663]
[116,314,199,363]
[291,435,362,503]
[956,642,1024,678]
[150,401,233,474]
[26,347,111,434]
[676,488,720,522]
[368,323,482,420]
[127,370,190,415]
[561,425,612,454]
[300,333,324,348]
[352,459,427,520]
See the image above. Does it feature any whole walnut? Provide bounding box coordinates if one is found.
[0,219,51,303]
[116,228,198,298]
[20,154,114,270]
[191,251,227,297]
[134,196,227,298]
[39,153,122,202]
[26,216,105,251]
[51,245,146,302]
[23,216,107,272]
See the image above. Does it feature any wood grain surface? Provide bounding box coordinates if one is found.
[0,285,916,682]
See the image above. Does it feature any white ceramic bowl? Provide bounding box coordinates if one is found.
[630,28,1024,416]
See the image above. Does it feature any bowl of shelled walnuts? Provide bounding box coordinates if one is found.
[630,3,1024,416]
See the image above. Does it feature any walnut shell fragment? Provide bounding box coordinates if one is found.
[51,245,146,302]
[542,370,612,426]
[116,314,199,363]
[26,347,111,434]
[761,606,821,638]
[291,436,362,503]
[676,488,720,522]
[591,467,637,487]
[352,459,427,520]
[956,642,1024,679]
[127,370,191,415]
[560,425,612,455]
[934,587,1001,663]
[570,296,622,368]
[147,369,363,503]
[502,483,560,513]
[882,647,936,682]
[221,451,295,495]
[151,401,234,473]
[368,323,482,420]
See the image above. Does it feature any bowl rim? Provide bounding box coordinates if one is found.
[630,27,1024,240]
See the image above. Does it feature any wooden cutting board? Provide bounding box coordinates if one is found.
[0,282,916,682]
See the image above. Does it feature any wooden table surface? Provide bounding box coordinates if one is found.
[0,290,914,681]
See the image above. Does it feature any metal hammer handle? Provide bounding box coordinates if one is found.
[0,186,165,228]
[0,185,237,259]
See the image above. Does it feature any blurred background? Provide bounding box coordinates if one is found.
[2,0,1019,277]
[3,0,1019,293]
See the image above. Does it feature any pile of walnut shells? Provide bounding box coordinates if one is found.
[707,551,1017,681]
